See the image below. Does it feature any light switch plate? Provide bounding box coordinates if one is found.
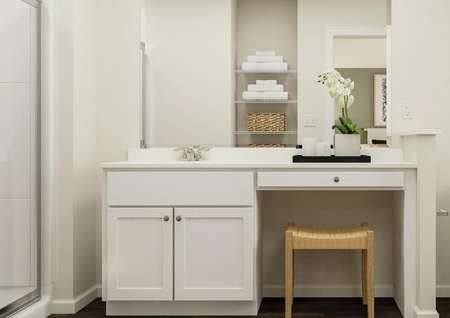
[303,114,317,127]
[402,104,413,120]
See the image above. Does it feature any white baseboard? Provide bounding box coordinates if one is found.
[52,285,101,314]
[414,306,440,318]
[263,284,393,298]
[437,285,450,297]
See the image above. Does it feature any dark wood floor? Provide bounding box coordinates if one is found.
[51,298,450,318]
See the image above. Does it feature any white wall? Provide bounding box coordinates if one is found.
[92,0,141,295]
[52,0,75,302]
[144,0,235,147]
[50,0,141,311]
[73,0,98,297]
[390,0,450,296]
[298,0,387,142]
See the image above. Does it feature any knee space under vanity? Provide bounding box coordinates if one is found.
[261,190,398,297]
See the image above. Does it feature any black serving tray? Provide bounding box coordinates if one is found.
[293,155,371,163]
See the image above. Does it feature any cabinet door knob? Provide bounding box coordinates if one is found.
[176,216,182,222]
[163,215,170,222]
[334,176,340,183]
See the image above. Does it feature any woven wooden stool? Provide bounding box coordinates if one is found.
[285,223,374,318]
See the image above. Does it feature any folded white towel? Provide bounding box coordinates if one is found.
[256,80,277,85]
[247,55,283,63]
[255,50,276,56]
[241,62,288,73]
[242,91,289,101]
[247,84,284,92]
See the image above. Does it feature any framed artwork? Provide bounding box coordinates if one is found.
[374,74,388,127]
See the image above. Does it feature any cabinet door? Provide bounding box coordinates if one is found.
[174,208,254,301]
[107,208,173,300]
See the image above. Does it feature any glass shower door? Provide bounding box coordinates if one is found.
[0,0,40,316]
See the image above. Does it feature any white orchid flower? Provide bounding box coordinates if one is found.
[318,69,356,111]
[348,95,355,106]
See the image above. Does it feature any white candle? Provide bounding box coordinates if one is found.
[302,137,316,156]
[315,142,331,156]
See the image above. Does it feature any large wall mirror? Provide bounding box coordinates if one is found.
[139,0,390,148]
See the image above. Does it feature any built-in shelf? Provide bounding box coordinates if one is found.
[234,70,297,74]
[234,0,298,147]
[235,100,297,104]
[234,131,297,135]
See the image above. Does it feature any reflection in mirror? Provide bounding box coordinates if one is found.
[298,0,389,148]
[140,0,390,148]
[334,37,388,146]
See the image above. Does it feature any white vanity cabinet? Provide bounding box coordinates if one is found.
[174,208,254,301]
[103,171,256,303]
[106,208,173,301]
[102,141,439,317]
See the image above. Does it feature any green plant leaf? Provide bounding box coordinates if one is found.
[336,116,361,134]
[335,125,347,134]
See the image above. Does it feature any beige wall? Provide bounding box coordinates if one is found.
[334,38,386,69]
[263,191,395,296]
[337,68,387,130]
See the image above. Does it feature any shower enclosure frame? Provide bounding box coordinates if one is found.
[0,0,42,316]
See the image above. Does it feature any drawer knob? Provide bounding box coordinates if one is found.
[176,216,182,222]
[163,216,170,222]
[334,176,340,183]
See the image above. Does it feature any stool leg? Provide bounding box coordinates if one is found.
[366,232,375,318]
[285,232,294,318]
[361,249,367,305]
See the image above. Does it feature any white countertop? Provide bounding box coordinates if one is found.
[101,147,416,170]
[101,160,417,170]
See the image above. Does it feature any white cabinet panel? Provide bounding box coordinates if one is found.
[0,2,30,82]
[0,84,30,198]
[0,199,31,286]
[107,208,173,301]
[107,171,254,207]
[174,208,254,301]
[258,171,404,188]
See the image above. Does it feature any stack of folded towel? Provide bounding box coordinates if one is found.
[242,80,289,101]
[241,51,288,73]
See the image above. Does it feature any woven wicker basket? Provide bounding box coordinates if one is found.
[247,112,286,132]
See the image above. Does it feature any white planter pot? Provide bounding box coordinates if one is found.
[334,134,361,156]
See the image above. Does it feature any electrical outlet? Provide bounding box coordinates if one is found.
[402,104,413,120]
[437,209,449,217]
[303,114,317,127]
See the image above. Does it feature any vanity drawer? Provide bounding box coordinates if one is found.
[257,171,404,188]
[107,171,254,207]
